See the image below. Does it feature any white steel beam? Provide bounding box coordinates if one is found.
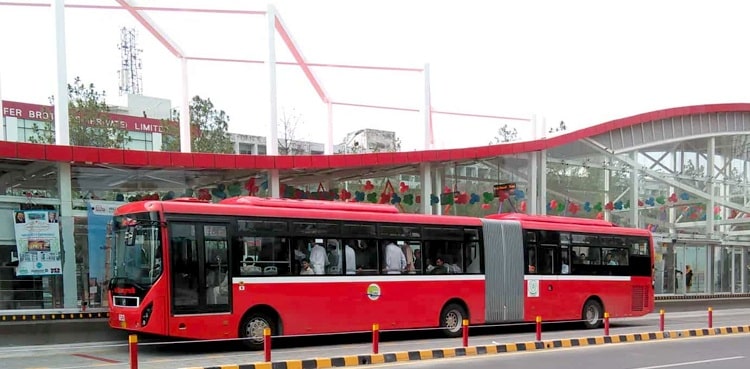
[707,137,716,235]
[266,5,279,198]
[631,151,639,227]
[529,152,538,215]
[540,150,547,215]
[272,5,329,104]
[53,0,70,145]
[423,63,433,150]
[179,59,190,153]
[420,163,433,215]
[583,138,750,214]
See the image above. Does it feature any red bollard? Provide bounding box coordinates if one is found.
[535,316,542,341]
[462,319,469,347]
[708,307,713,329]
[263,328,271,362]
[603,312,610,336]
[372,323,379,354]
[128,334,138,369]
[659,309,665,332]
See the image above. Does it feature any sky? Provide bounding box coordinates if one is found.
[2,0,750,151]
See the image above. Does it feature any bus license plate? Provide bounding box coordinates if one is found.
[118,314,125,322]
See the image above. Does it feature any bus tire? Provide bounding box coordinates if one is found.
[239,311,275,350]
[581,299,603,329]
[440,303,467,338]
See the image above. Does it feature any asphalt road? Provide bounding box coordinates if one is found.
[0,307,749,369]
[381,332,750,369]
[1,297,746,348]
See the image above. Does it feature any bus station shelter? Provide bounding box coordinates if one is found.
[1,1,750,312]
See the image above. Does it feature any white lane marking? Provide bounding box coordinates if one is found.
[342,333,750,369]
[632,356,745,369]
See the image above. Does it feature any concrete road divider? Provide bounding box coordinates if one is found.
[179,325,750,369]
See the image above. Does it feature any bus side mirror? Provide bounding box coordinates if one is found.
[125,225,136,246]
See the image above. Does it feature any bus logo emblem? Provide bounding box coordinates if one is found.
[527,279,539,298]
[366,284,381,301]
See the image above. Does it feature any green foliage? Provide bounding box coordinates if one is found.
[549,120,567,134]
[491,124,519,144]
[160,95,233,153]
[29,76,132,148]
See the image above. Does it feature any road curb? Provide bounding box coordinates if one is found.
[181,325,750,369]
[0,312,109,322]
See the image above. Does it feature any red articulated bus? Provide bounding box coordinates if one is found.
[108,196,654,349]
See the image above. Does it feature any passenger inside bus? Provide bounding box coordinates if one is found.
[429,257,449,274]
[309,241,328,275]
[383,240,407,274]
[300,258,314,275]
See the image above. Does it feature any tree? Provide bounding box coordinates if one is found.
[491,124,519,144]
[29,76,132,148]
[161,95,234,153]
[548,120,567,134]
[277,108,305,155]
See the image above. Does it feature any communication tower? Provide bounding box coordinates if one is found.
[118,27,143,96]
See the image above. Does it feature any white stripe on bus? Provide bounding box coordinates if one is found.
[232,274,486,284]
[523,275,632,282]
[232,274,634,284]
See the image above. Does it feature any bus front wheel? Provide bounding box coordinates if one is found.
[240,311,275,350]
[581,299,603,329]
[440,303,467,338]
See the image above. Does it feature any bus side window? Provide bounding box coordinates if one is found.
[526,245,537,273]
[560,246,570,274]
[464,228,481,274]
[353,239,378,275]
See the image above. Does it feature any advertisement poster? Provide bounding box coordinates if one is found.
[87,201,121,287]
[13,210,62,276]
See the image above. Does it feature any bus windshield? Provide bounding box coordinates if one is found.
[111,212,163,287]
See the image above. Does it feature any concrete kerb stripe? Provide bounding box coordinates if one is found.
[180,325,750,369]
[0,312,109,322]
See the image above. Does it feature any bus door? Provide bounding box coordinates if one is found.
[168,221,232,336]
[532,244,561,316]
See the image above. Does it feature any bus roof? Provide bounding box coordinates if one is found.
[117,196,484,227]
[115,197,651,237]
[218,196,400,214]
[487,213,616,227]
[487,213,652,237]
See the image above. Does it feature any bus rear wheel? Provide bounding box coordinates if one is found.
[440,303,467,338]
[240,312,275,350]
[582,299,603,329]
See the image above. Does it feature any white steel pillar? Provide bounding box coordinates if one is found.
[528,115,539,215]
[528,152,538,215]
[420,163,433,215]
[0,71,3,119]
[58,163,77,308]
[434,167,442,215]
[422,63,432,150]
[669,152,677,237]
[604,166,611,222]
[742,248,747,293]
[53,0,70,145]
[631,151,639,227]
[179,58,191,153]
[707,137,716,235]
[539,150,547,215]
[266,5,280,197]
[325,102,333,155]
